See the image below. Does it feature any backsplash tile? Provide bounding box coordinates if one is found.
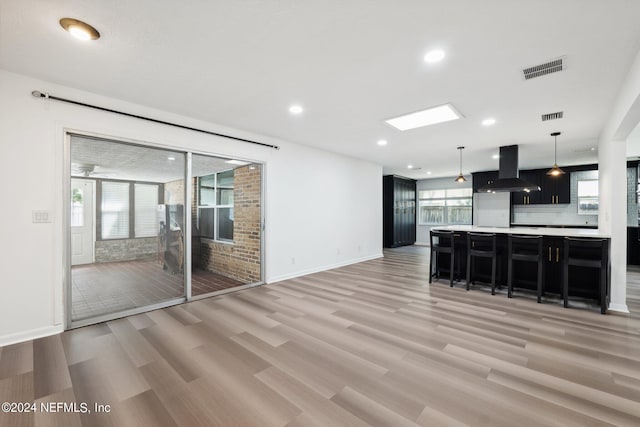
[512,170,598,225]
[512,168,638,226]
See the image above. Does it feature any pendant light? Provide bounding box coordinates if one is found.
[455,146,467,182]
[546,132,565,176]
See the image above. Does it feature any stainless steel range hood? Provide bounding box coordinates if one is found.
[478,145,541,193]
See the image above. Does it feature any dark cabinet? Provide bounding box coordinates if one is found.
[628,227,640,265]
[383,175,416,248]
[511,169,570,205]
[511,170,543,205]
[511,236,595,297]
[543,237,563,294]
[544,236,601,299]
[541,172,570,204]
[472,171,499,193]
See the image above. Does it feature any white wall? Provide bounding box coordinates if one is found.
[598,48,640,313]
[473,192,510,228]
[0,69,383,345]
[415,177,472,245]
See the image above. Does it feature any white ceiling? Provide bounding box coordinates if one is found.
[70,135,244,182]
[3,0,640,179]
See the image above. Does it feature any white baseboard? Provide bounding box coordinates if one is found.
[414,242,430,246]
[267,253,384,284]
[0,324,63,347]
[608,302,630,313]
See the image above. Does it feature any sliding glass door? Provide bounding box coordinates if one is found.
[67,133,263,327]
[70,135,186,324]
[190,154,263,296]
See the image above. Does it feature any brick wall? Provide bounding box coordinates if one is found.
[95,237,158,262]
[197,165,262,283]
[164,179,184,204]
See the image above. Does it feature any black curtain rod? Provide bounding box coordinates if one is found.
[31,90,280,150]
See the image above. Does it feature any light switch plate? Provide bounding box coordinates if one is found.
[32,210,52,223]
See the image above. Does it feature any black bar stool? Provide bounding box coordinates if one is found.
[429,230,455,285]
[507,234,544,303]
[466,232,498,294]
[563,237,609,314]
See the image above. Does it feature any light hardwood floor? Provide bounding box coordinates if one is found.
[1,246,640,426]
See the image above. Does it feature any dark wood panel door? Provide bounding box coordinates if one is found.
[383,175,416,248]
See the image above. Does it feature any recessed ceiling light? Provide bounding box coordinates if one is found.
[289,105,304,115]
[225,159,250,165]
[424,49,445,63]
[492,154,499,159]
[426,171,432,175]
[59,18,100,41]
[385,103,462,131]
[407,164,414,169]
[591,147,596,151]
[167,156,176,161]
[377,139,388,146]
[482,118,496,126]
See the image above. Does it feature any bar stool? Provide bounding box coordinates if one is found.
[466,232,499,294]
[429,230,455,286]
[563,237,609,314]
[507,234,544,303]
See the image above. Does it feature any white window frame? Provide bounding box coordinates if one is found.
[577,179,599,215]
[100,181,160,240]
[101,181,130,239]
[134,183,160,238]
[197,170,234,244]
[418,188,472,225]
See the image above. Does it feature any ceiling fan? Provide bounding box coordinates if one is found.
[71,163,110,178]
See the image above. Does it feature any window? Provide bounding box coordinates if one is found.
[100,181,159,239]
[198,170,234,242]
[101,181,129,239]
[419,200,445,224]
[71,187,84,227]
[419,188,472,225]
[134,184,159,237]
[578,180,598,214]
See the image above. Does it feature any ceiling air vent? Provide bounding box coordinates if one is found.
[541,111,564,121]
[522,56,565,80]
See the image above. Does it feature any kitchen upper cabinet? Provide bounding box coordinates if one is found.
[511,170,542,205]
[511,168,570,205]
[472,171,499,193]
[383,175,416,248]
[542,172,570,204]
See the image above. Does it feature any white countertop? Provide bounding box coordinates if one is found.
[431,225,610,238]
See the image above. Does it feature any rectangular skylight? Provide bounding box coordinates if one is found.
[385,103,462,131]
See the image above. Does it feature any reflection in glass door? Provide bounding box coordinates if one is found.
[70,179,94,265]
[69,135,186,323]
[190,154,262,296]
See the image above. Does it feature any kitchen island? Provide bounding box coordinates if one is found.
[430,225,610,313]
[432,225,609,238]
